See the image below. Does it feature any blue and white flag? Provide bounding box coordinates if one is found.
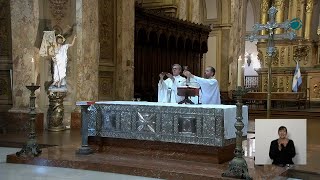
[292,61,302,92]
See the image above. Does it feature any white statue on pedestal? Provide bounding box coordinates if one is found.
[51,34,76,89]
[39,25,76,91]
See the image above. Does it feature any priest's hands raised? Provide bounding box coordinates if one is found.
[159,72,166,79]
[166,73,175,82]
[183,70,193,78]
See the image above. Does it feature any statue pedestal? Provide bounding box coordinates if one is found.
[47,87,67,131]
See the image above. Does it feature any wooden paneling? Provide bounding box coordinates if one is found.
[134,6,210,101]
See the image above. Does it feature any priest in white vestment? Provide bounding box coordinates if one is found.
[158,64,186,103]
[183,66,221,104]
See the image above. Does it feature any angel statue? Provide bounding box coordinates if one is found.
[39,25,76,90]
[51,34,76,88]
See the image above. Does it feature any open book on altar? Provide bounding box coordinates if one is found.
[177,86,200,104]
[178,85,200,89]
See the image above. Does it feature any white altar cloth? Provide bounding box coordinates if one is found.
[76,101,248,139]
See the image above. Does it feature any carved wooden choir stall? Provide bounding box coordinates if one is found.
[134,6,211,101]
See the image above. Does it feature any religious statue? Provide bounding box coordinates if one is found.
[38,24,76,131]
[39,24,76,90]
[50,34,76,89]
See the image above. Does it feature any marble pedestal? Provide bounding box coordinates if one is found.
[47,88,67,131]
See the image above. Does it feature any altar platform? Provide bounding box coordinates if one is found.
[4,131,320,179]
[3,103,320,179]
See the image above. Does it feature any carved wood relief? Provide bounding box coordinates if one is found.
[257,49,264,68]
[280,47,285,66]
[309,76,320,99]
[279,76,284,92]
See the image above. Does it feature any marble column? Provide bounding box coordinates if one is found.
[191,0,201,24]
[274,0,285,34]
[260,0,270,39]
[304,0,314,40]
[187,0,192,21]
[177,0,187,20]
[10,0,40,111]
[115,0,135,100]
[75,0,99,102]
[318,29,320,64]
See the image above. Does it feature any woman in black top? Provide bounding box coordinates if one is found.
[269,126,296,166]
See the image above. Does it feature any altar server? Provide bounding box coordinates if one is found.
[158,64,186,103]
[183,66,221,104]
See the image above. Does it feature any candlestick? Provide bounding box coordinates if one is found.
[31,58,35,84]
[16,84,41,157]
[237,56,242,86]
[222,86,251,179]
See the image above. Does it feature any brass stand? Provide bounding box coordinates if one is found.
[47,90,67,131]
[76,105,93,155]
[16,83,41,157]
[222,86,252,180]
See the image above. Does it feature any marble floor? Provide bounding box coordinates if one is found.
[1,117,320,179]
[0,147,162,180]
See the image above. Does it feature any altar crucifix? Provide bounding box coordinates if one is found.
[246,6,302,119]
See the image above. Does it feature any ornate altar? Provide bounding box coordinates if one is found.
[76,101,248,163]
[83,101,248,145]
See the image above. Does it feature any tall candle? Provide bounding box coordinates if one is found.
[237,56,242,86]
[31,58,35,85]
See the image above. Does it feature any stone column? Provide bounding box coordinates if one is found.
[177,0,187,20]
[187,0,192,21]
[10,0,40,111]
[191,0,201,24]
[260,0,269,41]
[304,0,314,40]
[9,0,44,133]
[75,0,99,102]
[115,0,135,100]
[316,25,320,65]
[274,0,285,34]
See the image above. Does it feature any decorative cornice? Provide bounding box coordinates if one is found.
[135,4,211,32]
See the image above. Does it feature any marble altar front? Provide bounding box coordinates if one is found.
[76,101,248,147]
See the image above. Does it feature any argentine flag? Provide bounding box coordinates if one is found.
[292,61,302,92]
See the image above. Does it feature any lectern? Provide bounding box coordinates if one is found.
[177,86,200,104]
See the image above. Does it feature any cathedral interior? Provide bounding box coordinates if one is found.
[0,0,320,179]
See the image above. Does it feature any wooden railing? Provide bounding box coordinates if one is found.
[242,92,308,109]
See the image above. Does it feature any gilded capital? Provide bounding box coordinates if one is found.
[274,0,285,9]
[260,0,269,13]
[305,0,314,13]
